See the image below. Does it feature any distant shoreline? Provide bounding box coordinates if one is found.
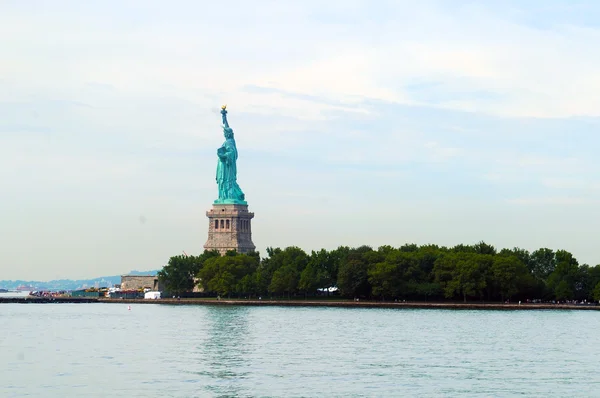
[1,296,599,310]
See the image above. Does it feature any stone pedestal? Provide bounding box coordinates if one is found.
[204,203,255,255]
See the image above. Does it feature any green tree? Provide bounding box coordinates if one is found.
[158,250,219,295]
[368,246,441,300]
[237,274,257,297]
[491,255,529,302]
[530,248,556,281]
[415,244,442,277]
[368,260,400,299]
[399,243,419,253]
[499,247,531,270]
[587,266,600,300]
[198,253,259,297]
[328,246,351,288]
[253,247,282,295]
[377,245,396,256]
[546,250,579,300]
[574,264,593,301]
[451,244,475,254]
[592,281,600,302]
[160,242,595,303]
[337,246,373,298]
[555,280,573,301]
[434,253,488,302]
[415,282,443,301]
[384,250,422,297]
[269,266,297,297]
[298,249,335,296]
[474,241,497,255]
[432,253,455,290]
[263,246,309,297]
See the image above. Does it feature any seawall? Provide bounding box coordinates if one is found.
[0,297,99,304]
[2,297,599,311]
[100,298,600,310]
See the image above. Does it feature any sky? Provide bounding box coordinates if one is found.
[2,0,600,280]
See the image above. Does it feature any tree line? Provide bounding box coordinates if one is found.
[157,242,600,303]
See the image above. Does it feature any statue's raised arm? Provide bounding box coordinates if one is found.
[221,104,230,128]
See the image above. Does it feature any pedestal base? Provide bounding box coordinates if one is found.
[204,203,255,255]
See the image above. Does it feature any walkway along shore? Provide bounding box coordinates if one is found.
[1,296,600,310]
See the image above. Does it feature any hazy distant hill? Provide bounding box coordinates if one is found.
[0,270,160,291]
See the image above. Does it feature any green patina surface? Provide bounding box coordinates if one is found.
[214,105,247,205]
[214,198,247,205]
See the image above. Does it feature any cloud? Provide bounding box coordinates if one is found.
[3,0,600,278]
[506,197,599,206]
[283,2,600,118]
[5,1,600,122]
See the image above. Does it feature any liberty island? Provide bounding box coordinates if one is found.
[203,105,256,254]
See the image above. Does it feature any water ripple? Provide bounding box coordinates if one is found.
[1,304,599,397]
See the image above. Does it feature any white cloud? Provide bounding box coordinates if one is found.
[541,178,600,191]
[5,1,600,121]
[233,2,600,118]
[506,197,598,206]
[3,1,600,279]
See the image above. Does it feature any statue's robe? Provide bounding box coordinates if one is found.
[216,138,245,201]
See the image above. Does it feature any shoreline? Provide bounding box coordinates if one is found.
[1,296,599,310]
[101,298,600,310]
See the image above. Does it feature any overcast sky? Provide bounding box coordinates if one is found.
[2,0,600,280]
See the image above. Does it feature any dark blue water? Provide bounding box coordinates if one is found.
[1,303,599,397]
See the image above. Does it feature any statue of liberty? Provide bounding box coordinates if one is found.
[215,105,247,204]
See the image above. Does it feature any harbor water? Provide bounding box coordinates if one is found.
[1,303,599,397]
